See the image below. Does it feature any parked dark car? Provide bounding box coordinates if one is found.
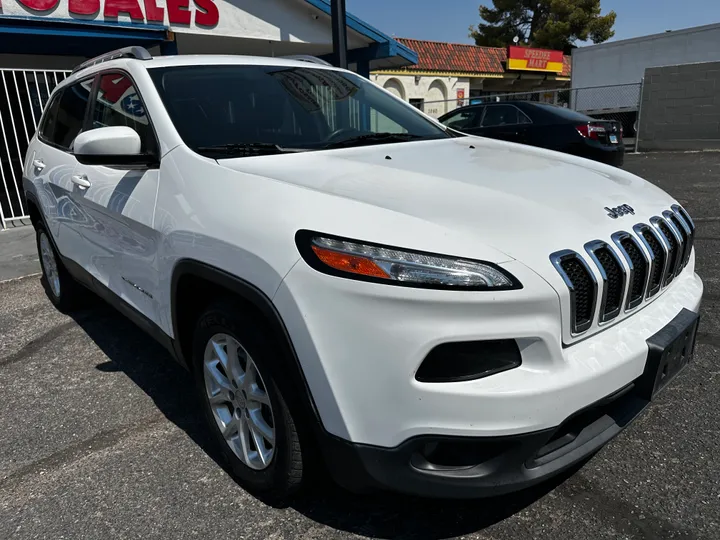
[439,101,625,167]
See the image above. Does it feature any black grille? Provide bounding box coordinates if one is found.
[621,238,647,308]
[560,257,594,332]
[658,221,678,285]
[669,215,688,267]
[642,229,665,295]
[594,247,623,319]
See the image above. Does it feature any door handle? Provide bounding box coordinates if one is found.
[32,159,45,171]
[71,174,91,189]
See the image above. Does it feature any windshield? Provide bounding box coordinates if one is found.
[148,65,450,157]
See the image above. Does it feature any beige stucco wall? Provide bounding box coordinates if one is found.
[371,73,471,118]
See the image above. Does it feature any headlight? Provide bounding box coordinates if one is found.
[295,231,521,290]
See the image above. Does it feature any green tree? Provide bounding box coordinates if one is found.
[469,0,616,53]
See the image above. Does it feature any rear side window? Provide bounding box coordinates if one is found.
[39,93,62,141]
[481,105,531,127]
[40,79,92,149]
[91,73,156,153]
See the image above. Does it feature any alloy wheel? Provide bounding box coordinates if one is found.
[39,231,61,299]
[203,333,276,470]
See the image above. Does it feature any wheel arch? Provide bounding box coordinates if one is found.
[170,259,323,430]
[23,189,42,228]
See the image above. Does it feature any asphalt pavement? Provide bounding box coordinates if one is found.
[0,152,719,539]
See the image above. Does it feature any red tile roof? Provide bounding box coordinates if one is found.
[394,38,571,77]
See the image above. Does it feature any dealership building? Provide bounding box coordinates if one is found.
[0,0,417,228]
[371,38,571,118]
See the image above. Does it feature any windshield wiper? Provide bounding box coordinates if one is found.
[195,142,301,158]
[322,132,424,150]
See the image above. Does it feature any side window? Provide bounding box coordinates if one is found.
[93,73,156,153]
[39,92,62,142]
[481,105,530,128]
[517,108,532,125]
[441,107,482,130]
[42,79,92,149]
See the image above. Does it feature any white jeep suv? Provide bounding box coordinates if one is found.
[23,47,703,499]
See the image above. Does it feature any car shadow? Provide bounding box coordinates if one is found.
[69,303,583,540]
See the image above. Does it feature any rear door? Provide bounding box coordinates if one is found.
[71,70,162,323]
[27,77,94,265]
[476,104,532,144]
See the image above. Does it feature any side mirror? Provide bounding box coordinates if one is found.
[73,126,157,167]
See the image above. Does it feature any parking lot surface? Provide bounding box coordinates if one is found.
[1,152,719,540]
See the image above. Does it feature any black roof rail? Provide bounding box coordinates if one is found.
[71,46,152,75]
[281,55,332,66]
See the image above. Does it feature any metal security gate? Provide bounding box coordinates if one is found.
[0,68,71,229]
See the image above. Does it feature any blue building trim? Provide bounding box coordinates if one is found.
[0,16,169,57]
[303,0,418,66]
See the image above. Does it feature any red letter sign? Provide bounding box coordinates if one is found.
[194,0,219,27]
[69,0,100,15]
[143,0,165,22]
[104,0,145,21]
[167,0,191,24]
[16,0,60,11]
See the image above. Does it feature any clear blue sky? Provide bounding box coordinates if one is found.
[346,0,720,45]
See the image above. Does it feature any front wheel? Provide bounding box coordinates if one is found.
[192,302,306,499]
[36,224,88,312]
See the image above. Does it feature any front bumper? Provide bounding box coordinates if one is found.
[321,308,700,498]
[274,256,702,496]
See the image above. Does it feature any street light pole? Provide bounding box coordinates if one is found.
[330,0,348,69]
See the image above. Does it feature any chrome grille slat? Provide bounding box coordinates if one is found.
[664,210,690,270]
[652,216,681,286]
[671,205,694,267]
[612,232,648,311]
[550,250,597,335]
[634,224,664,298]
[585,240,626,322]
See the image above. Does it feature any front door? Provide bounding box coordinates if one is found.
[71,71,161,324]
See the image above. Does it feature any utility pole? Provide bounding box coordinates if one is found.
[330,0,348,69]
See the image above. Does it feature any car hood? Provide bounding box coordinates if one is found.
[217,137,677,272]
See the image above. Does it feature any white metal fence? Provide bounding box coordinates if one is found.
[0,68,71,229]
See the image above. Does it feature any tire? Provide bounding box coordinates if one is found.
[192,301,306,500]
[36,223,89,312]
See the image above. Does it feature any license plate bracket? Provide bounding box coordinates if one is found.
[636,309,699,400]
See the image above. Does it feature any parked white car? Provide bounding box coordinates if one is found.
[23,47,703,499]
